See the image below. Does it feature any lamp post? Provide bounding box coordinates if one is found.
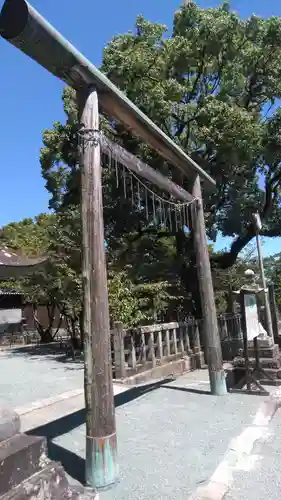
[252,212,273,337]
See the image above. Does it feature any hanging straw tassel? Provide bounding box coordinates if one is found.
[122,165,127,198]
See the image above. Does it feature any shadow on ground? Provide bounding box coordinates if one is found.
[3,343,84,368]
[162,385,211,396]
[27,378,171,485]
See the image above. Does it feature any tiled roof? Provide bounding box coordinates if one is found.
[0,288,22,295]
[0,247,47,278]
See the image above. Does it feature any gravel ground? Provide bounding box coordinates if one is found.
[0,346,83,408]
[49,373,265,500]
[1,349,276,500]
[225,406,281,500]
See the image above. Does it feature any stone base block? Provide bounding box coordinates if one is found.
[234,356,281,369]
[0,434,47,496]
[0,403,98,499]
[248,344,279,358]
[258,379,281,386]
[248,336,274,348]
[1,461,96,499]
[233,365,281,385]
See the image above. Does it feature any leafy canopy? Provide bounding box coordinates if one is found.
[41,3,281,270]
[8,2,281,323]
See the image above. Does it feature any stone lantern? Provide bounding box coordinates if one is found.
[233,269,281,384]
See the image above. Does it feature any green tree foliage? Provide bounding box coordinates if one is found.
[212,243,260,313]
[263,252,281,308]
[35,3,281,320]
[108,271,144,327]
[0,214,61,342]
[0,212,167,334]
[99,4,281,268]
[0,214,54,256]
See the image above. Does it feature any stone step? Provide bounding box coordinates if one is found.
[1,461,97,499]
[234,357,281,369]
[234,365,281,381]
[274,336,281,348]
[255,367,281,380]
[0,434,47,496]
[248,344,280,358]
[258,378,281,386]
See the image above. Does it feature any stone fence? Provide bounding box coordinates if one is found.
[111,319,204,380]
[0,314,244,370]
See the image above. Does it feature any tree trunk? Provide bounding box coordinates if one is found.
[32,304,56,343]
[39,329,54,343]
[79,309,84,348]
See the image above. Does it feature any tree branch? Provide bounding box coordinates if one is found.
[213,176,274,269]
[187,47,206,103]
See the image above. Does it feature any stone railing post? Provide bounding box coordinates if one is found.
[113,322,126,379]
[193,322,203,369]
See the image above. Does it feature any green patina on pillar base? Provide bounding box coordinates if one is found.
[209,370,228,396]
[85,433,119,490]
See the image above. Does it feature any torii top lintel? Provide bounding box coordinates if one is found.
[0,0,216,191]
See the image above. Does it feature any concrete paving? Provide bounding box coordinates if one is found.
[17,384,129,433]
[97,375,272,500]
[0,345,84,407]
[225,404,281,500]
[1,347,281,500]
[24,370,274,500]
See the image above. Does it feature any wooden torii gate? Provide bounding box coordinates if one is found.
[0,0,227,490]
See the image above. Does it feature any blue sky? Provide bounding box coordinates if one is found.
[0,0,281,257]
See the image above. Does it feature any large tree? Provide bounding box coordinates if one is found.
[0,214,54,256]
[0,214,61,342]
[40,2,281,315]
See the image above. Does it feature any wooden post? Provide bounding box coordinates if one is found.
[191,175,227,395]
[255,232,273,337]
[268,284,279,340]
[239,290,251,391]
[79,87,118,489]
[113,322,126,379]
